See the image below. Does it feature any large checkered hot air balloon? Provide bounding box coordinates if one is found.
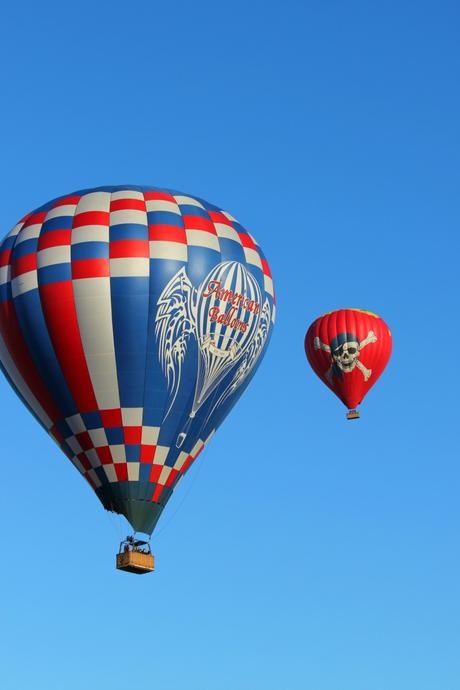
[305,309,391,420]
[0,186,275,572]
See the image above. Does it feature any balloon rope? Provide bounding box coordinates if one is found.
[155,452,207,539]
[105,507,123,543]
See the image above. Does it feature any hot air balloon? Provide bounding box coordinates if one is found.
[0,185,275,572]
[305,309,391,420]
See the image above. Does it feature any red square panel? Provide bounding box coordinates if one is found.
[101,408,123,427]
[115,464,128,482]
[261,258,272,277]
[110,240,149,259]
[24,212,46,227]
[183,215,216,234]
[76,431,92,451]
[140,445,156,463]
[73,211,109,228]
[0,249,11,267]
[12,253,37,278]
[110,198,146,212]
[143,191,175,202]
[208,211,233,227]
[72,259,109,279]
[52,195,80,208]
[124,426,142,444]
[96,446,113,465]
[149,465,162,483]
[148,224,187,243]
[238,232,257,250]
[38,230,72,250]
[166,469,179,487]
[77,452,91,471]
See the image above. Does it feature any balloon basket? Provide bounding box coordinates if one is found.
[346,409,360,420]
[116,536,154,574]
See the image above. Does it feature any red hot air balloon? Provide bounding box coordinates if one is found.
[305,309,392,419]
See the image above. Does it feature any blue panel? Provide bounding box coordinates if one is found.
[126,445,141,461]
[106,427,124,444]
[0,284,9,304]
[139,464,152,482]
[110,224,148,241]
[232,221,249,235]
[41,216,73,232]
[95,466,108,485]
[71,242,109,260]
[110,266,150,408]
[186,245,221,285]
[1,236,18,251]
[81,411,103,429]
[12,239,37,258]
[218,237,245,263]
[146,211,184,227]
[38,264,72,284]
[177,204,210,218]
[113,285,150,408]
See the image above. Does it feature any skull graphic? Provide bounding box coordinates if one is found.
[331,334,360,374]
[313,330,378,383]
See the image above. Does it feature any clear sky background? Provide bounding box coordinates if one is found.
[1,2,459,689]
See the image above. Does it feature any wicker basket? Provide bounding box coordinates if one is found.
[116,550,155,574]
[346,409,360,420]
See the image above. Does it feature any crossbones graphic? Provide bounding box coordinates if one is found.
[313,330,377,383]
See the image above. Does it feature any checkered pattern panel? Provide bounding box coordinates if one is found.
[3,188,274,306]
[50,408,214,504]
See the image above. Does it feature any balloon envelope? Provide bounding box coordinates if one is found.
[305,308,391,411]
[0,186,275,534]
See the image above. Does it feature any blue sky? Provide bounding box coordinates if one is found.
[1,2,460,689]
